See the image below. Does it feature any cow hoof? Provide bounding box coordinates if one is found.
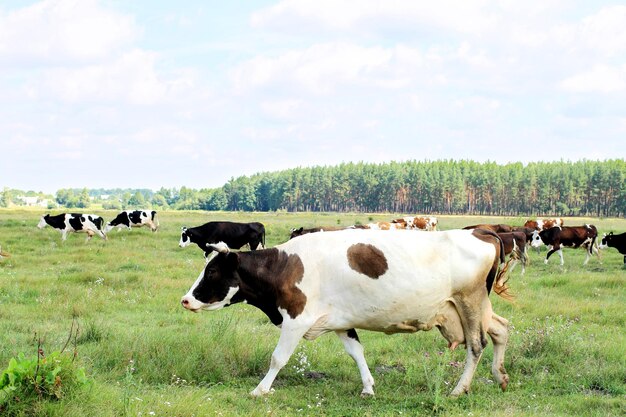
[250,387,273,397]
[360,389,375,398]
[500,375,509,392]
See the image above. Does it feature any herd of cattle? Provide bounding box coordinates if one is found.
[2,212,625,399]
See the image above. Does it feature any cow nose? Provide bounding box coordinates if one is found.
[181,297,191,308]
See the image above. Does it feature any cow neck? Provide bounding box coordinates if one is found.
[234,248,306,326]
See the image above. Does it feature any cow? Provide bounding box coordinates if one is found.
[524,218,564,231]
[396,216,438,231]
[105,210,159,233]
[179,221,265,257]
[463,224,512,233]
[290,226,349,239]
[181,229,514,398]
[530,225,599,266]
[0,245,9,259]
[511,226,535,245]
[497,232,529,274]
[599,232,626,264]
[37,213,107,241]
[361,221,407,231]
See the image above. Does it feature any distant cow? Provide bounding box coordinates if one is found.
[599,232,626,263]
[524,218,564,231]
[181,229,513,397]
[396,216,438,231]
[361,221,407,231]
[497,232,528,274]
[290,226,348,239]
[0,245,9,259]
[530,225,599,265]
[179,221,265,257]
[37,213,107,241]
[463,224,512,233]
[105,210,159,233]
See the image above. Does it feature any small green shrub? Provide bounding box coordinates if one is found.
[0,350,90,410]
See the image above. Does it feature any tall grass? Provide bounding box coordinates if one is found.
[0,209,624,416]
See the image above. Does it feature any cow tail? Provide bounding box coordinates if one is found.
[472,229,514,301]
[262,229,266,249]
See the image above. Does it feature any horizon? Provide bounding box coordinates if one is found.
[2,1,625,194]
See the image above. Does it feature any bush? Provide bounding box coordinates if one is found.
[0,350,90,409]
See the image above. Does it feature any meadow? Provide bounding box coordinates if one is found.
[0,209,624,417]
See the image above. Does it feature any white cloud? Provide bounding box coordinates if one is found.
[251,0,499,36]
[559,65,626,93]
[231,42,431,95]
[0,0,139,66]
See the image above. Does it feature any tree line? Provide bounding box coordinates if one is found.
[2,159,624,217]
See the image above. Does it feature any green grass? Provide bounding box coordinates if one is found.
[0,209,625,416]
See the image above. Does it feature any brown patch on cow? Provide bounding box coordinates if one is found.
[244,249,307,319]
[413,217,428,230]
[347,243,388,279]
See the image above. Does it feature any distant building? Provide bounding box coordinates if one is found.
[15,196,51,207]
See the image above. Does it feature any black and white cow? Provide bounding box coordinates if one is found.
[179,221,265,257]
[181,229,513,397]
[37,213,107,241]
[599,232,626,263]
[105,210,159,233]
[530,225,599,265]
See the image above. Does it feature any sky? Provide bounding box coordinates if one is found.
[1,0,625,194]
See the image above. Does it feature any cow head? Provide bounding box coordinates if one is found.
[599,232,612,249]
[290,227,304,239]
[181,242,241,312]
[179,227,192,247]
[37,215,49,229]
[530,230,544,248]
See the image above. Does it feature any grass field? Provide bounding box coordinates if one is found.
[0,209,624,416]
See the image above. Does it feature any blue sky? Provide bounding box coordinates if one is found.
[1,0,625,193]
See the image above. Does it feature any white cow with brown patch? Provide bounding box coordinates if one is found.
[181,229,513,398]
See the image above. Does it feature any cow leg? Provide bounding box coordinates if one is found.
[545,244,560,264]
[487,313,509,392]
[336,329,375,397]
[583,247,591,265]
[450,296,489,396]
[251,324,309,397]
[61,230,68,241]
[557,249,565,266]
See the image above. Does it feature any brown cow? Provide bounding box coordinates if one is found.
[530,225,599,265]
[497,232,528,274]
[463,224,512,233]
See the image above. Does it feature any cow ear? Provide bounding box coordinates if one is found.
[297,227,303,233]
[181,226,187,231]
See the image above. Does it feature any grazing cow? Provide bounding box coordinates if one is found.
[105,210,159,233]
[181,229,513,397]
[599,232,626,263]
[0,245,9,259]
[396,216,438,231]
[497,232,529,274]
[530,225,599,265]
[524,218,564,231]
[290,226,349,239]
[37,213,107,241]
[179,221,265,257]
[463,224,512,233]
